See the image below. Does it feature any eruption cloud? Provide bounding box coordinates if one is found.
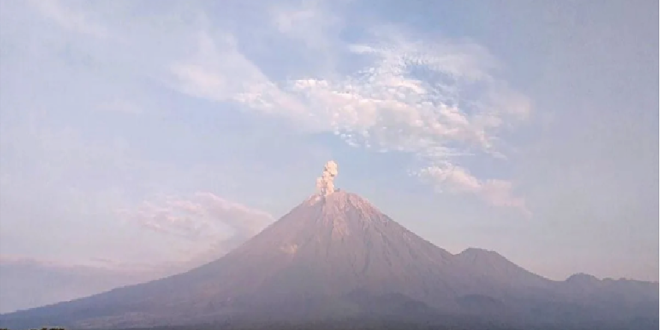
[316,161,338,196]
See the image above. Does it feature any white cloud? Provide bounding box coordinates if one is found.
[167,25,531,214]
[120,192,274,248]
[417,165,530,217]
[169,31,310,119]
[28,0,111,38]
[25,0,531,215]
[270,0,346,59]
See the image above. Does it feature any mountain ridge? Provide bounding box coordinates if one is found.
[1,189,657,329]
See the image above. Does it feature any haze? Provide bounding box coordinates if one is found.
[0,0,657,314]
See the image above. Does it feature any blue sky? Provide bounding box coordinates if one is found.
[0,0,657,281]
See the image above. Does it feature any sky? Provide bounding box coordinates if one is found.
[0,0,657,282]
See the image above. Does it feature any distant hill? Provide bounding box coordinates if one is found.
[1,190,657,329]
[0,259,160,314]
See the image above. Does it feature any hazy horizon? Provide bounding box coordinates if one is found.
[0,0,657,301]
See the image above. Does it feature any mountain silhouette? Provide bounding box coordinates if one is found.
[1,190,657,329]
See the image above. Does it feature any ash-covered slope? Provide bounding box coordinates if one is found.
[1,163,657,329]
[208,191,457,303]
[1,190,461,328]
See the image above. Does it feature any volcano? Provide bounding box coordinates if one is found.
[1,180,658,329]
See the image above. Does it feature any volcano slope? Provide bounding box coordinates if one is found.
[1,190,657,329]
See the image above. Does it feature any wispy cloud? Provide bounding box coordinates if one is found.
[119,192,274,255]
[416,165,530,218]
[271,0,344,58]
[168,24,532,215]
[28,0,111,38]
[2,0,655,284]
[21,0,532,215]
[169,31,309,118]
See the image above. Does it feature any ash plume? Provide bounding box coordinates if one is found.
[316,161,338,196]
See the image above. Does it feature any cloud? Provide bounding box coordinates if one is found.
[0,254,165,275]
[417,165,530,217]
[270,0,345,59]
[22,0,532,215]
[28,0,111,38]
[289,29,531,157]
[194,192,274,239]
[119,192,274,253]
[168,24,532,214]
[169,31,309,119]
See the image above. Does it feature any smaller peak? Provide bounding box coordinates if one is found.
[459,248,500,257]
[456,248,512,265]
[566,273,600,283]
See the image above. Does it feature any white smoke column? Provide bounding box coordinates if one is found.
[316,161,338,196]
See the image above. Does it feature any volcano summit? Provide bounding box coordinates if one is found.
[0,162,657,329]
